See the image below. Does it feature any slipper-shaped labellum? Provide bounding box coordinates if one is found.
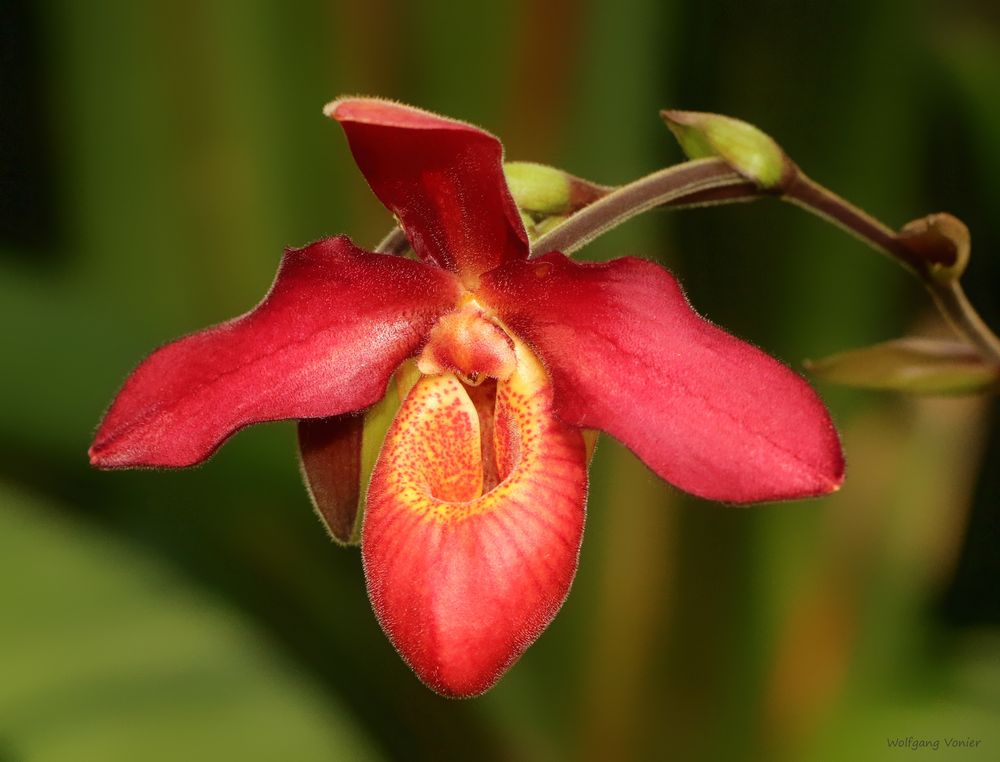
[90,97,844,697]
[367,332,587,696]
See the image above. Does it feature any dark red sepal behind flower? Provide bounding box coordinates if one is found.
[480,253,844,503]
[90,236,462,468]
[298,414,365,544]
[326,98,528,284]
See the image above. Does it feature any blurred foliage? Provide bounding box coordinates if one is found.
[1,0,998,760]
[0,482,379,761]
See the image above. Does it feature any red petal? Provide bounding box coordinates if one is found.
[326,98,528,284]
[363,344,587,697]
[298,415,364,544]
[90,236,461,468]
[479,253,844,503]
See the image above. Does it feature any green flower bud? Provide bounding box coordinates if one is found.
[660,110,791,190]
[518,210,539,240]
[533,214,568,237]
[504,162,611,219]
[504,162,574,216]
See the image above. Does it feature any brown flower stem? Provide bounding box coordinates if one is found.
[530,158,753,256]
[536,155,1000,365]
[375,225,409,255]
[780,173,1000,364]
[922,279,1000,365]
[664,181,762,210]
[781,173,920,271]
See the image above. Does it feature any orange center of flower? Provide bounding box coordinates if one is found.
[369,333,583,520]
[416,301,516,385]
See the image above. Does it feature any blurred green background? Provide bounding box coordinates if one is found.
[2,1,998,760]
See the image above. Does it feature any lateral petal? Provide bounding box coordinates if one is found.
[90,236,461,468]
[363,343,588,697]
[479,253,844,503]
[326,98,529,283]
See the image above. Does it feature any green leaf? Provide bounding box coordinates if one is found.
[805,337,999,395]
[0,482,383,762]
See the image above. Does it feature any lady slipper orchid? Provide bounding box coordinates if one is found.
[89,98,844,698]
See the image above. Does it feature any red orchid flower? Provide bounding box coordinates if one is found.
[89,98,844,698]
